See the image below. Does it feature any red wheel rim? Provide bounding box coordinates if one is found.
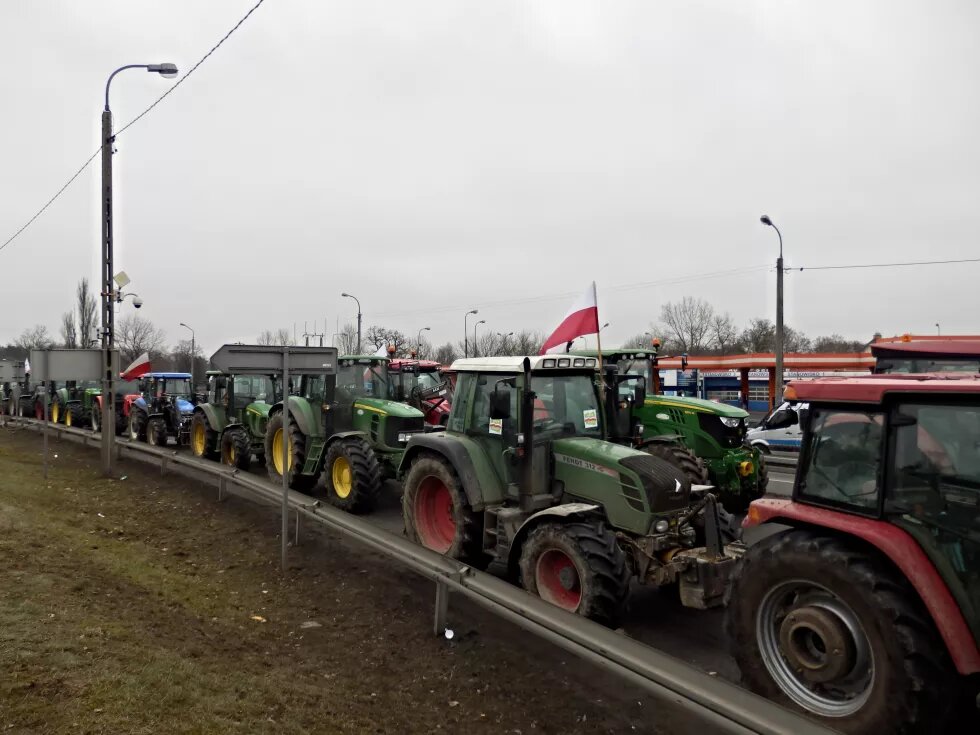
[413,475,455,553]
[535,548,582,611]
[35,403,43,420]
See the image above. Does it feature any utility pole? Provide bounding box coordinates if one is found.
[180,322,195,387]
[760,215,785,393]
[464,309,478,358]
[342,293,362,353]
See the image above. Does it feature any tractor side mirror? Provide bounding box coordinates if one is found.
[633,382,646,405]
[489,388,511,420]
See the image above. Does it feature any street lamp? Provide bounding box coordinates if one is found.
[417,326,431,355]
[100,61,178,476]
[497,331,514,356]
[936,323,941,335]
[464,309,478,358]
[179,323,195,387]
[473,320,486,357]
[341,293,362,353]
[760,214,785,396]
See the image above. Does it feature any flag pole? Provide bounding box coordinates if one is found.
[593,282,605,399]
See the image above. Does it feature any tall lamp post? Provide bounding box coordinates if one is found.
[473,320,486,357]
[417,326,430,356]
[760,214,785,395]
[497,331,513,355]
[936,323,941,335]
[342,293,362,353]
[464,309,478,358]
[179,323,195,387]
[100,62,178,476]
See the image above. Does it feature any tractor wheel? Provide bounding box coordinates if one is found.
[518,521,630,627]
[64,407,75,428]
[403,455,485,566]
[726,529,954,735]
[146,418,168,447]
[221,428,252,471]
[263,413,315,491]
[115,412,128,436]
[643,442,708,485]
[190,413,218,460]
[50,401,61,424]
[128,411,146,442]
[35,402,44,420]
[322,438,383,513]
[91,407,101,434]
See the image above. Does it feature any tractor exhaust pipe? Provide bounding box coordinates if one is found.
[519,357,535,512]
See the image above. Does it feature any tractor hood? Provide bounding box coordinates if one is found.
[645,395,747,418]
[353,398,424,420]
[246,402,272,419]
[176,398,194,414]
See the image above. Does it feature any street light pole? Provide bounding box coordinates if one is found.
[179,323,195,387]
[464,309,478,358]
[417,326,430,356]
[342,293,362,353]
[760,215,785,394]
[100,62,177,477]
[936,323,941,335]
[473,320,486,357]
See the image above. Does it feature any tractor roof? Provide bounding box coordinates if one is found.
[388,359,441,371]
[786,373,980,404]
[146,372,192,380]
[339,355,390,363]
[572,348,660,361]
[451,356,599,373]
[871,338,980,357]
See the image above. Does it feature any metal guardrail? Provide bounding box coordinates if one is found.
[765,453,798,470]
[7,417,834,735]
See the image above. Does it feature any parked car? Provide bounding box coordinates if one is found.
[747,401,809,453]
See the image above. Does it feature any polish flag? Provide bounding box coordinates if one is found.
[539,282,600,355]
[120,352,152,381]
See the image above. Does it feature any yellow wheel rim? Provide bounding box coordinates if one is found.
[51,404,59,423]
[228,444,236,463]
[332,456,353,498]
[192,422,206,456]
[65,410,72,427]
[272,428,292,474]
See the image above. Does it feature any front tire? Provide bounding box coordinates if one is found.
[128,411,146,441]
[146,417,168,447]
[322,438,382,513]
[190,413,218,459]
[726,529,954,734]
[403,455,485,566]
[263,413,315,490]
[50,400,61,424]
[518,521,630,627]
[643,442,709,484]
[91,407,101,434]
[221,427,252,471]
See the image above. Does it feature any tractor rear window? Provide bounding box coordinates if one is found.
[164,379,191,397]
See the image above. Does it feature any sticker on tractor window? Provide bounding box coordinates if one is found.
[583,409,598,429]
[489,418,503,435]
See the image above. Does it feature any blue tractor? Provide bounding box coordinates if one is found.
[127,372,196,447]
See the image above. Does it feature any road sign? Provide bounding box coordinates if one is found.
[0,360,24,382]
[29,349,119,382]
[209,344,338,375]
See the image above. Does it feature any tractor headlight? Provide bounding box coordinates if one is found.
[720,417,742,428]
[654,519,669,533]
[398,433,409,443]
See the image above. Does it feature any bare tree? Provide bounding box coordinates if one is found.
[274,328,292,346]
[433,343,459,365]
[15,324,54,351]
[365,325,408,355]
[76,278,97,347]
[60,312,78,348]
[658,297,715,354]
[710,312,739,354]
[812,334,865,352]
[510,330,545,355]
[117,314,166,364]
[256,330,275,346]
[336,323,359,354]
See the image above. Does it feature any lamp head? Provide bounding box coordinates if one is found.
[760,214,773,226]
[148,63,179,79]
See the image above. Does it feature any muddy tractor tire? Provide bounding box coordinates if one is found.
[128,411,146,442]
[322,437,383,514]
[91,406,101,434]
[146,418,168,447]
[263,412,315,491]
[518,521,631,628]
[64,406,77,428]
[190,412,218,460]
[221,427,252,471]
[726,529,954,735]
[403,455,486,567]
[643,442,709,485]
[50,400,62,424]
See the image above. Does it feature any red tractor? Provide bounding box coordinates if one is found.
[388,358,452,427]
[727,374,980,734]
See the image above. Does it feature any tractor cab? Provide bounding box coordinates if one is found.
[733,374,980,733]
[128,372,195,446]
[388,358,452,426]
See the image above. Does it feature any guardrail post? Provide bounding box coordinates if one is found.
[217,476,226,502]
[433,580,450,636]
[160,456,167,477]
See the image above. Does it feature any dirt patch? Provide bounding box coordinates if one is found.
[0,429,695,734]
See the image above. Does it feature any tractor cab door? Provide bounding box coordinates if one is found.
[458,372,519,492]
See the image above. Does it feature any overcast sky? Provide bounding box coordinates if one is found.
[1,0,977,356]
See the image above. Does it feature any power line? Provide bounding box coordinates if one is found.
[795,256,980,271]
[0,0,267,255]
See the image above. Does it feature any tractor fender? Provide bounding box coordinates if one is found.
[268,397,319,439]
[506,503,602,577]
[637,434,684,448]
[746,497,980,676]
[399,434,487,512]
[324,430,366,447]
[195,404,226,432]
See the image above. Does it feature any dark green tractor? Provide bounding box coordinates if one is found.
[190,370,279,470]
[399,355,740,626]
[62,382,102,428]
[264,355,425,513]
[576,348,768,511]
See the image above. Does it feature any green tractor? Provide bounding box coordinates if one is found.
[399,355,740,625]
[265,354,425,513]
[62,382,103,428]
[190,370,280,470]
[575,348,767,511]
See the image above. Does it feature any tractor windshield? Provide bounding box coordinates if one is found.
[530,373,603,439]
[163,379,192,397]
[232,375,277,404]
[616,357,653,386]
[337,361,388,400]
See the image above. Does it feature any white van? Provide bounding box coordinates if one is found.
[747,401,809,453]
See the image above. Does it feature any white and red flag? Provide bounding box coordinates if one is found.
[120,352,152,381]
[539,282,600,355]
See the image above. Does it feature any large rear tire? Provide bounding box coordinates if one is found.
[322,437,383,514]
[263,413,315,491]
[726,529,954,734]
[91,406,101,434]
[518,521,630,627]
[64,406,76,428]
[642,442,708,484]
[190,412,218,460]
[50,400,61,424]
[221,427,252,471]
[128,411,146,441]
[403,455,485,567]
